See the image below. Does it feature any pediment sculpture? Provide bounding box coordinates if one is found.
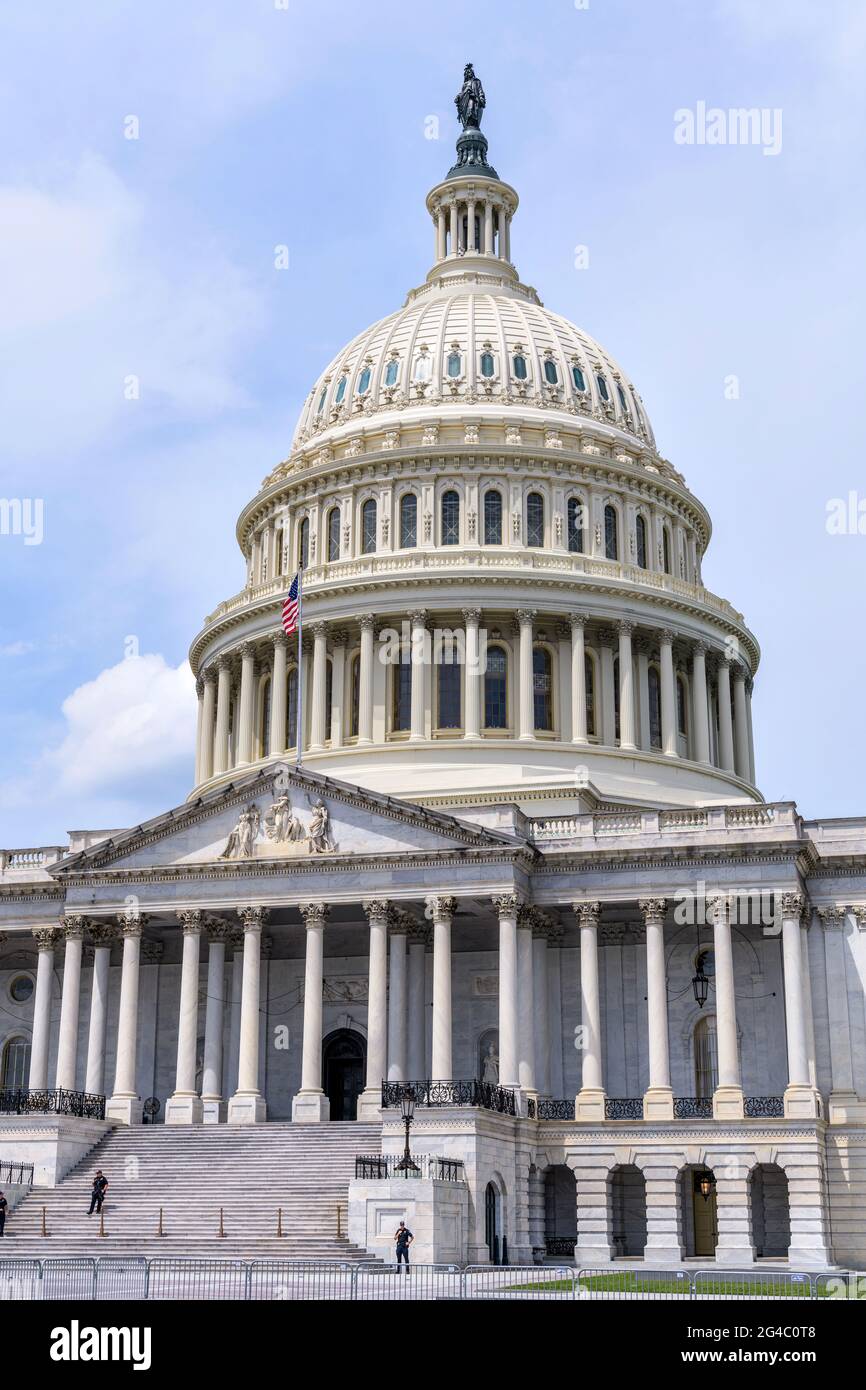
[219,794,337,860]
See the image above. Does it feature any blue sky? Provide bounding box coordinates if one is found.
[1,0,864,844]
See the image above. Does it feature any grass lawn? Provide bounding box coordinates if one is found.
[500,1271,849,1297]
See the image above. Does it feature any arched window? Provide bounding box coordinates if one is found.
[662,526,672,574]
[413,354,431,382]
[648,666,662,749]
[636,514,648,569]
[287,667,298,749]
[543,359,558,385]
[567,497,584,553]
[604,504,618,561]
[526,492,544,547]
[399,493,417,549]
[260,678,271,758]
[437,660,462,729]
[384,359,399,387]
[677,675,689,736]
[446,351,462,378]
[392,650,412,732]
[1,1035,30,1088]
[572,363,586,391]
[484,645,508,728]
[694,1016,719,1098]
[298,517,310,570]
[616,382,628,411]
[362,499,377,554]
[316,386,327,415]
[334,375,347,405]
[441,490,460,545]
[357,365,371,394]
[596,373,610,402]
[480,351,495,378]
[533,646,553,731]
[328,506,341,563]
[512,353,528,380]
[483,490,502,545]
[585,652,596,737]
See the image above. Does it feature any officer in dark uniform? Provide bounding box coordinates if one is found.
[394,1221,414,1274]
[0,1191,7,1237]
[88,1170,109,1216]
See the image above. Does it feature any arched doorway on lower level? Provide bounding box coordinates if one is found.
[750,1164,791,1258]
[679,1165,718,1258]
[544,1165,576,1260]
[610,1164,647,1257]
[322,1029,366,1121]
[1,1035,31,1089]
[485,1179,506,1265]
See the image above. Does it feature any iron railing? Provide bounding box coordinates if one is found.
[604,1097,644,1120]
[354,1154,465,1182]
[0,1161,34,1185]
[380,1080,516,1115]
[545,1236,577,1256]
[0,1088,106,1120]
[673,1097,714,1119]
[536,1098,576,1120]
[744,1095,785,1118]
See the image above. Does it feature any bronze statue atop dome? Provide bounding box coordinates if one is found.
[455,63,486,130]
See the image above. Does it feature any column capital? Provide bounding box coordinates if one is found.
[516,608,537,627]
[461,607,482,624]
[569,612,588,630]
[237,905,270,933]
[202,664,217,684]
[273,630,289,649]
[205,917,234,943]
[88,922,117,947]
[595,627,616,649]
[639,898,667,928]
[61,915,88,940]
[692,638,709,657]
[310,621,328,639]
[196,676,204,699]
[706,895,731,925]
[363,898,391,927]
[778,891,805,920]
[615,619,636,637]
[656,627,676,646]
[847,904,866,931]
[217,653,233,672]
[33,927,59,952]
[358,613,377,632]
[298,902,329,930]
[178,909,204,936]
[425,895,457,925]
[239,641,256,661]
[492,893,523,919]
[408,608,428,626]
[817,905,847,930]
[330,628,350,648]
[573,900,601,928]
[116,912,148,938]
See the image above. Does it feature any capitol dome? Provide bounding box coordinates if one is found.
[188,92,760,816]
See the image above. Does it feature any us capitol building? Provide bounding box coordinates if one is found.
[1,69,865,1271]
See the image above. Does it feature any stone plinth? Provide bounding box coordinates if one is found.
[348,1177,469,1266]
[0,1115,114,1187]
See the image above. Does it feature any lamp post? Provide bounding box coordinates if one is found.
[698,1171,716,1202]
[396,1086,420,1175]
[692,918,709,1007]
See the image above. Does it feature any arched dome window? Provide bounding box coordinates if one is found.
[526,492,544,548]
[287,667,298,749]
[349,654,361,738]
[636,514,648,569]
[533,646,553,731]
[362,500,377,554]
[446,351,462,378]
[316,386,327,415]
[484,490,503,545]
[543,359,559,385]
[384,359,399,387]
[484,645,508,728]
[662,526,672,575]
[400,493,417,549]
[260,677,271,758]
[616,382,628,411]
[694,1015,719,1098]
[596,373,610,402]
[572,364,586,392]
[437,658,462,730]
[480,351,495,378]
[298,517,310,570]
[648,666,662,749]
[357,366,372,395]
[585,652,596,737]
[334,375,347,405]
[413,354,431,382]
[328,506,341,563]
[512,353,528,380]
[567,497,585,553]
[604,504,618,561]
[392,650,412,733]
[441,490,460,545]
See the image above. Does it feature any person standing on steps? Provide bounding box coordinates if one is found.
[88,1170,108,1217]
[0,1191,7,1238]
[394,1221,414,1274]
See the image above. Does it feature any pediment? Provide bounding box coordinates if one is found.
[51,764,521,876]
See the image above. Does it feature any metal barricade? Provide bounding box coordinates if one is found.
[813,1272,864,1300]
[146,1258,249,1301]
[41,1258,97,1300]
[0,1259,42,1301]
[577,1267,693,1300]
[355,1262,464,1301]
[464,1265,576,1300]
[248,1260,361,1301]
[693,1269,814,1300]
[94,1257,148,1301]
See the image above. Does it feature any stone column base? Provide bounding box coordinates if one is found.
[202,1098,226,1125]
[575,1088,606,1121]
[105,1095,141,1125]
[712,1085,744,1120]
[643,1245,684,1266]
[574,1242,612,1265]
[714,1244,756,1267]
[165,1094,204,1125]
[827,1090,866,1123]
[356,1088,384,1120]
[783,1084,821,1119]
[291,1090,331,1123]
[227,1092,267,1124]
[642,1086,675,1121]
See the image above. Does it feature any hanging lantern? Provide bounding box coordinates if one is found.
[692,964,709,1008]
[698,1171,716,1202]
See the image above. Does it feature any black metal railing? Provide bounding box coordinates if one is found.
[545,1235,577,1256]
[673,1096,714,1119]
[536,1098,576,1121]
[0,1161,34,1186]
[380,1080,516,1115]
[604,1097,644,1120]
[0,1088,106,1120]
[744,1095,784,1118]
[354,1154,465,1182]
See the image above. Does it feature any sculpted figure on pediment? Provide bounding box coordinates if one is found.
[264,794,305,844]
[307,800,336,854]
[220,804,261,859]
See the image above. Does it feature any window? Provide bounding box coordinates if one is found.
[349,654,361,738]
[533,647,553,730]
[572,364,586,391]
[567,497,584,553]
[585,653,596,737]
[298,517,310,570]
[596,373,610,402]
[260,678,271,757]
[414,355,432,382]
[384,359,399,387]
[316,386,327,415]
[512,353,528,380]
[287,667,298,749]
[616,382,627,411]
[334,376,347,405]
[328,507,341,563]
[362,499,377,554]
[677,675,688,736]
[662,527,672,575]
[446,351,462,378]
[484,646,508,728]
[392,651,412,732]
[648,667,662,749]
[694,1016,719,1099]
[636,514,648,569]
[441,490,460,545]
[9,975,33,1004]
[484,490,503,545]
[437,660,462,729]
[543,359,558,385]
[357,366,371,394]
[1,1036,30,1089]
[604,504,618,561]
[480,351,495,378]
[399,493,417,549]
[526,492,544,547]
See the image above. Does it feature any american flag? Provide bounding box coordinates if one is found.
[282,572,301,637]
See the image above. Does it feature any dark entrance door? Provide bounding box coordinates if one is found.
[322,1029,366,1121]
[485,1182,501,1265]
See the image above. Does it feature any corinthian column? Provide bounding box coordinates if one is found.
[462,608,482,740]
[236,643,256,765]
[28,928,57,1090]
[358,615,375,744]
[574,901,605,1120]
[227,906,269,1123]
[293,903,330,1121]
[201,920,231,1123]
[779,892,819,1118]
[199,669,216,782]
[616,620,636,750]
[387,918,408,1082]
[166,911,204,1124]
[409,610,427,742]
[358,899,390,1118]
[717,657,735,773]
[429,896,456,1082]
[570,614,588,744]
[494,895,520,1091]
[309,623,329,751]
[658,629,678,757]
[691,641,710,764]
[517,609,536,740]
[516,907,536,1098]
[270,633,288,756]
[732,664,750,780]
[85,924,115,1097]
[106,915,146,1124]
[640,899,674,1119]
[55,917,85,1092]
[213,656,232,774]
[709,897,744,1118]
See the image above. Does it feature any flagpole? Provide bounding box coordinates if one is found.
[295,571,303,769]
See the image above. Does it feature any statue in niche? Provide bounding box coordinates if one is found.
[455,62,486,130]
[481,1041,500,1085]
[220,804,261,859]
[307,800,335,854]
[264,794,304,844]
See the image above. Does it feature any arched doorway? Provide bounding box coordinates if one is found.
[544,1165,576,1259]
[322,1029,366,1121]
[679,1166,718,1257]
[610,1165,647,1257]
[1,1035,31,1089]
[751,1164,790,1258]
[485,1181,505,1265]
